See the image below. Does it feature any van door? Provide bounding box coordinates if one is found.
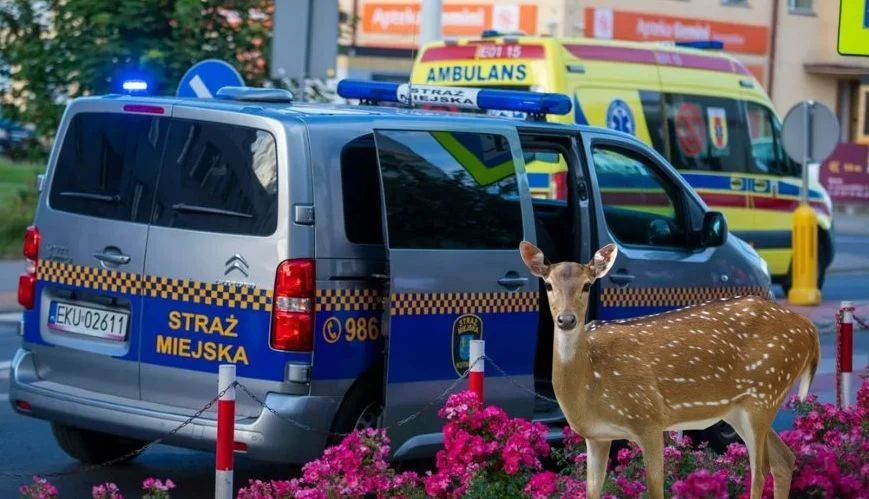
[371,125,539,458]
[29,103,170,400]
[138,108,291,418]
[583,134,727,321]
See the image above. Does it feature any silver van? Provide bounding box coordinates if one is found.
[9,80,772,466]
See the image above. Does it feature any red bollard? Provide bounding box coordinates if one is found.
[837,301,854,408]
[469,340,485,402]
[215,364,236,499]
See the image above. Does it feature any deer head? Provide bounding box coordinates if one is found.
[518,240,820,499]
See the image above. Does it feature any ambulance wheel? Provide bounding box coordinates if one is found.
[327,374,383,448]
[51,423,146,465]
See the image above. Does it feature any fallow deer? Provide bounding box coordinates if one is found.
[519,241,820,499]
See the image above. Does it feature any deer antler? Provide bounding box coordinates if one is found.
[519,241,820,499]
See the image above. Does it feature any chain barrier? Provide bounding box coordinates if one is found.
[481,355,560,405]
[0,382,236,479]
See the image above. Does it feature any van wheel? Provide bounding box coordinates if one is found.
[327,380,383,448]
[691,421,743,454]
[51,423,146,465]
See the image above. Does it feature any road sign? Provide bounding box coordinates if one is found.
[177,59,245,99]
[782,100,840,169]
[271,0,338,80]
[838,0,869,56]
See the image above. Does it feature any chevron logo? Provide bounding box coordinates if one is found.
[224,254,249,278]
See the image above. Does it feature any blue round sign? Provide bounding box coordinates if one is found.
[176,59,245,98]
[606,98,635,136]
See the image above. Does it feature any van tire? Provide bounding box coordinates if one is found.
[326,371,383,448]
[51,423,146,465]
[697,421,743,454]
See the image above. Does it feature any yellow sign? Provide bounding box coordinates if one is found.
[838,0,869,57]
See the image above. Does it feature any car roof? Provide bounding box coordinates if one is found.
[71,93,625,138]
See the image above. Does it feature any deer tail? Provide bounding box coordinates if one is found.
[798,325,821,401]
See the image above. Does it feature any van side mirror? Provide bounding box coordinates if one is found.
[700,211,727,247]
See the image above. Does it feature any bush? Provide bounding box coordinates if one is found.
[20,368,869,498]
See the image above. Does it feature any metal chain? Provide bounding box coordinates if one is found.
[235,356,487,440]
[481,355,560,405]
[0,382,236,479]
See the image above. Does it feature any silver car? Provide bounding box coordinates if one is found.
[9,81,772,466]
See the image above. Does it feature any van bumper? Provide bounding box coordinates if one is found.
[8,348,340,464]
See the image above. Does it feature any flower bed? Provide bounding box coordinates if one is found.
[19,368,869,498]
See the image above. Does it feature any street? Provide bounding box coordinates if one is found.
[1,232,868,498]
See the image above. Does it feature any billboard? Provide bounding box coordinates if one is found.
[820,143,869,203]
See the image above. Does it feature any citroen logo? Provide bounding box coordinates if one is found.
[224,254,249,277]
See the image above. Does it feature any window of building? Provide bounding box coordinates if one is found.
[591,144,688,248]
[721,0,748,5]
[373,130,523,250]
[788,0,814,13]
[150,119,278,236]
[49,112,167,223]
[663,93,752,174]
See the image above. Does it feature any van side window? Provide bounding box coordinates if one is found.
[373,130,522,250]
[591,144,688,248]
[49,112,167,223]
[746,102,799,177]
[664,94,751,174]
[150,119,278,236]
[341,135,383,245]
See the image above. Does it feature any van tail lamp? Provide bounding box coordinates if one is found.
[18,225,39,309]
[15,400,32,412]
[123,104,165,115]
[552,171,568,201]
[270,259,315,352]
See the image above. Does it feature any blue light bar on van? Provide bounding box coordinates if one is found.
[122,80,148,92]
[674,40,724,50]
[336,79,572,116]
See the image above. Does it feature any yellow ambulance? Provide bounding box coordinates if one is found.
[409,34,835,292]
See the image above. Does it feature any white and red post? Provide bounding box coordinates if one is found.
[469,340,485,402]
[837,301,854,408]
[216,364,236,499]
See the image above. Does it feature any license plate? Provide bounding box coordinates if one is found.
[48,301,129,341]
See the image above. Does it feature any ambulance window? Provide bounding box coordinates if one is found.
[49,112,167,223]
[373,130,522,250]
[591,144,687,248]
[341,134,383,245]
[746,102,796,176]
[664,94,751,174]
[150,119,278,236]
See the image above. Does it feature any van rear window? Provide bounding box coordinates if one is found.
[49,112,166,223]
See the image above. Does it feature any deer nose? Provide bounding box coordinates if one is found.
[556,313,577,330]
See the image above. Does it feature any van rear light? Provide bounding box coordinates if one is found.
[23,225,40,260]
[123,104,165,115]
[270,259,315,352]
[18,273,35,309]
[552,171,568,201]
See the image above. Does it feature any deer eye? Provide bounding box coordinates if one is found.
[582,282,592,293]
[545,282,553,292]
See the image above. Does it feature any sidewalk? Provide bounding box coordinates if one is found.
[780,299,869,333]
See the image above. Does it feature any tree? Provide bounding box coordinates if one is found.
[0,0,275,149]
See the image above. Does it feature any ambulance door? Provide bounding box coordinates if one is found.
[371,124,539,458]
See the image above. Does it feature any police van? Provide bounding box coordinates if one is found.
[9,80,772,466]
[409,34,835,296]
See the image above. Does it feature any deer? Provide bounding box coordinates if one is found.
[519,240,820,499]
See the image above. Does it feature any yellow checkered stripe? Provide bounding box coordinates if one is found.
[389,291,539,316]
[316,288,383,312]
[36,260,273,312]
[601,286,769,308]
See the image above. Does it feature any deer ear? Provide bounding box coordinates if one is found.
[590,243,618,279]
[519,241,549,278]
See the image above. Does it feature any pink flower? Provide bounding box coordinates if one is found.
[18,476,58,499]
[671,469,730,499]
[91,482,124,499]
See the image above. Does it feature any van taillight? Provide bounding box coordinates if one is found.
[18,225,39,309]
[23,225,40,260]
[552,172,568,201]
[270,259,315,352]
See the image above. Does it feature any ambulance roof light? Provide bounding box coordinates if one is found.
[674,40,724,50]
[335,79,572,118]
[480,29,528,38]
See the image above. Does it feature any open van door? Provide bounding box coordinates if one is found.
[371,124,540,460]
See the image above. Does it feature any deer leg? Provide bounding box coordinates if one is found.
[725,409,770,499]
[635,431,665,499]
[766,431,795,499]
[585,438,612,499]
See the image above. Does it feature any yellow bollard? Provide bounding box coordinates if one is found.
[787,203,822,305]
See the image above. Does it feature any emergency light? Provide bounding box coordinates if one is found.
[674,40,724,50]
[121,80,148,92]
[336,79,572,118]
